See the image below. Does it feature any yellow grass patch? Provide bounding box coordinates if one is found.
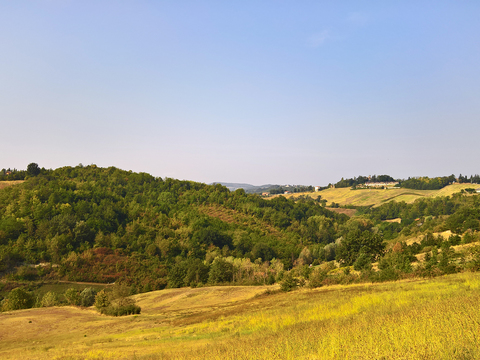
[0,180,24,190]
[283,184,478,207]
[2,274,480,359]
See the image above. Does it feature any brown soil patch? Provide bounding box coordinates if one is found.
[326,208,357,217]
[198,204,281,236]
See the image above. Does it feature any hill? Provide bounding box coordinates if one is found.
[0,165,347,288]
[1,164,480,306]
[283,183,478,207]
[1,272,479,359]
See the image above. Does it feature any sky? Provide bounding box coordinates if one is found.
[1,1,480,186]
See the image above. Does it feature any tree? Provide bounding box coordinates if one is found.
[64,288,81,306]
[280,272,298,292]
[94,290,111,309]
[336,230,385,266]
[27,163,41,177]
[208,258,234,284]
[2,288,35,311]
[41,291,58,307]
[79,288,97,307]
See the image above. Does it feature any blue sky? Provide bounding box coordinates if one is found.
[1,1,479,185]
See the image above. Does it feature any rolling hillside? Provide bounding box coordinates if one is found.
[283,183,479,207]
[1,273,480,359]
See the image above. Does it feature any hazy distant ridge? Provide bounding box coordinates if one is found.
[211,182,278,193]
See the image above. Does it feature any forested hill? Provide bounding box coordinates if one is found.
[0,165,347,289]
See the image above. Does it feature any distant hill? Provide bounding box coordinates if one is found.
[282,183,479,207]
[211,182,279,193]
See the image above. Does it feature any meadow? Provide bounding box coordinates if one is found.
[1,272,480,359]
[0,180,24,191]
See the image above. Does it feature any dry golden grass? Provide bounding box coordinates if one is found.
[0,180,24,190]
[405,230,454,246]
[2,274,480,359]
[284,184,478,207]
[325,207,357,217]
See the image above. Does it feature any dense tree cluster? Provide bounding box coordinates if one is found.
[0,165,348,289]
[333,175,395,188]
[268,185,315,195]
[1,163,51,181]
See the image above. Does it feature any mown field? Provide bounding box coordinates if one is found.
[285,183,478,207]
[0,180,24,191]
[1,272,480,359]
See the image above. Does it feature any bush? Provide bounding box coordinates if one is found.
[353,252,373,271]
[95,283,141,316]
[64,288,81,306]
[1,287,35,311]
[308,268,327,288]
[280,272,298,292]
[94,290,111,309]
[41,291,58,307]
[99,304,141,316]
[79,288,97,307]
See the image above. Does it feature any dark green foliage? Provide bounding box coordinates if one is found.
[184,258,209,287]
[438,243,457,274]
[168,262,188,288]
[208,258,234,284]
[98,304,141,316]
[334,175,395,189]
[94,290,111,309]
[336,218,385,266]
[251,242,275,261]
[79,287,97,307]
[308,267,327,288]
[353,252,372,271]
[400,175,455,190]
[64,288,81,306]
[94,283,141,316]
[27,163,41,177]
[1,287,35,311]
[280,272,298,292]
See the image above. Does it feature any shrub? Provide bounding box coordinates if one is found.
[41,291,58,307]
[94,290,111,309]
[1,287,35,311]
[353,252,373,271]
[280,272,298,292]
[265,272,276,285]
[79,288,97,307]
[308,268,327,288]
[95,283,141,316]
[64,288,81,306]
[99,304,141,316]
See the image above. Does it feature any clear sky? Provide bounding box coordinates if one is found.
[1,1,479,186]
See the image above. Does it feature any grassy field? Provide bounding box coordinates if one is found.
[0,180,24,190]
[283,183,478,207]
[2,273,480,359]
